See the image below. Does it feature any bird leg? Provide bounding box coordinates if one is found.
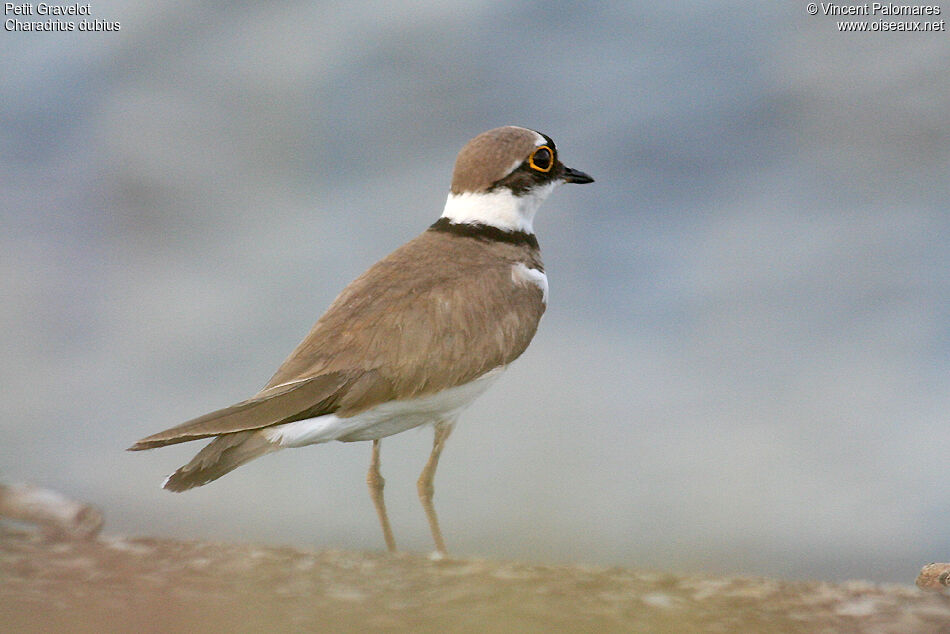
[367,439,396,552]
[417,421,454,556]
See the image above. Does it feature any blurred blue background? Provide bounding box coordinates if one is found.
[2,1,948,583]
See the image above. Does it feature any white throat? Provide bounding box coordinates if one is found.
[440,183,558,233]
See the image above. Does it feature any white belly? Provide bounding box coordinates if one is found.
[263,368,502,447]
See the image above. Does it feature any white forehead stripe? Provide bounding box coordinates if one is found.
[505,130,546,176]
[532,131,546,146]
[511,262,548,303]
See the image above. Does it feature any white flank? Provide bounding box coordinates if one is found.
[263,368,503,447]
[440,182,558,234]
[511,262,549,303]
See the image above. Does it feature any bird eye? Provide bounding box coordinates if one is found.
[528,146,554,173]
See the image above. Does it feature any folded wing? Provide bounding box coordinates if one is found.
[128,372,351,450]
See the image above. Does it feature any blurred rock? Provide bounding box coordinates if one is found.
[0,483,103,540]
[916,562,950,592]
[1,529,948,633]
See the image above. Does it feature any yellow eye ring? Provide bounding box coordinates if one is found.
[528,145,554,173]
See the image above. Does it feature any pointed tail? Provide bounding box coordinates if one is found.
[162,431,278,492]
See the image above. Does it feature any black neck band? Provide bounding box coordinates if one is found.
[429,217,539,250]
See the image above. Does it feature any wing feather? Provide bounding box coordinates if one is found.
[128,372,350,450]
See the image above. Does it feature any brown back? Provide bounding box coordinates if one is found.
[264,228,546,415]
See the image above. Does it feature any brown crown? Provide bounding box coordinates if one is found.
[450,126,542,194]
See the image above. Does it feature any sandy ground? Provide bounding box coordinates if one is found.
[2,527,949,633]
